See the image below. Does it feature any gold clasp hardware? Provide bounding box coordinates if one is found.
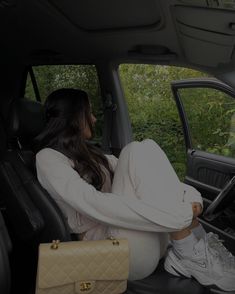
[50,240,60,250]
[80,282,92,292]
[112,239,119,246]
[108,236,120,246]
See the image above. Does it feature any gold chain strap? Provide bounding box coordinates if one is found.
[50,237,119,250]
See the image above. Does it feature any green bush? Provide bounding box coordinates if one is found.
[119,64,209,180]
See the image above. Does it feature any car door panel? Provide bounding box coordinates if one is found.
[185,149,235,200]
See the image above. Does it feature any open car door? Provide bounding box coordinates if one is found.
[171,78,235,253]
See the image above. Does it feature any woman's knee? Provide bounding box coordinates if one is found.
[122,140,141,153]
[119,141,142,165]
[121,139,159,160]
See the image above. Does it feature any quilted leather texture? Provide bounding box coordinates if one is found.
[36,280,127,294]
[36,239,129,294]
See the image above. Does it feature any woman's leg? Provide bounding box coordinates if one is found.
[112,139,202,232]
[169,204,203,240]
[110,139,179,280]
[111,139,235,290]
[110,139,196,280]
[109,227,164,280]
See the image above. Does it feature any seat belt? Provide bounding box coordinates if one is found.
[102,93,116,154]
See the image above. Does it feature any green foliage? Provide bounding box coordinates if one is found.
[180,87,235,158]
[25,65,103,143]
[119,64,209,180]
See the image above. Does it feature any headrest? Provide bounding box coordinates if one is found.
[7,99,46,143]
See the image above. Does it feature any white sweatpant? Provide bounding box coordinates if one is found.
[108,139,202,280]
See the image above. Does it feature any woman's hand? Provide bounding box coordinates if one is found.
[192,202,203,218]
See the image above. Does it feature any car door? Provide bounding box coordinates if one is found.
[171,78,235,207]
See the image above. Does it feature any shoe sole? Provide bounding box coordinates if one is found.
[164,250,235,292]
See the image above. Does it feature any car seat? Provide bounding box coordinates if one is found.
[0,211,11,294]
[0,98,71,294]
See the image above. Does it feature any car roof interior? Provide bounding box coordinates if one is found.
[1,0,235,71]
[1,0,235,118]
[1,1,235,294]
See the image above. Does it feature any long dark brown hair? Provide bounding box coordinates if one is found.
[35,88,113,190]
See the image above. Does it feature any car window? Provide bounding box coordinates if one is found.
[25,65,103,144]
[177,87,235,158]
[25,71,37,101]
[119,64,208,179]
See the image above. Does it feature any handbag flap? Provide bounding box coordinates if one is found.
[37,239,129,289]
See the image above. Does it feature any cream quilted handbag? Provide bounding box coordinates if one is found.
[35,238,129,294]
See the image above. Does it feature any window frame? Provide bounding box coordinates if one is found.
[171,78,235,151]
[22,67,41,102]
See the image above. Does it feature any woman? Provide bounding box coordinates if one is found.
[35,88,235,291]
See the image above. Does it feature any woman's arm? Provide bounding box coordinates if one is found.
[36,148,193,232]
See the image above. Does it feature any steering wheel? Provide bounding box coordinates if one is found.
[203,175,235,221]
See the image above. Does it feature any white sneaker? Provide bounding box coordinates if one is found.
[164,235,235,291]
[207,232,235,272]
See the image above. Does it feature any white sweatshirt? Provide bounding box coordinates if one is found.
[36,144,200,236]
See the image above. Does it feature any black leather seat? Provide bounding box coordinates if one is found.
[0,211,11,294]
[126,260,212,294]
[0,98,215,294]
[0,98,71,294]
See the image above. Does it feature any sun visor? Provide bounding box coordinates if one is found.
[173,5,235,67]
[45,0,163,31]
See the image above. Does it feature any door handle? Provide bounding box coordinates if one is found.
[190,149,196,156]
